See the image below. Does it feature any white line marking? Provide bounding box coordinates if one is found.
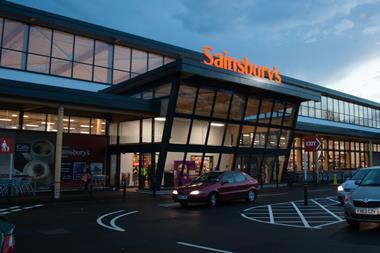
[23,206,34,210]
[311,199,343,221]
[8,206,20,209]
[268,205,274,224]
[33,204,44,207]
[0,212,10,215]
[177,242,234,253]
[291,202,311,228]
[241,213,320,229]
[109,211,138,232]
[9,209,22,212]
[314,220,345,228]
[326,197,341,204]
[96,210,125,231]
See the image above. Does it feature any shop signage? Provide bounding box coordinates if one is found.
[304,135,321,152]
[203,45,282,84]
[0,137,13,154]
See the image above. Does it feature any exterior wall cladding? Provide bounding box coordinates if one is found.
[0,1,379,190]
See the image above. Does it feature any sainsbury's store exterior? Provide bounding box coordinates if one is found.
[0,2,379,196]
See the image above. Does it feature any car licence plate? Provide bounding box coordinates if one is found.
[177,195,188,200]
[355,208,379,215]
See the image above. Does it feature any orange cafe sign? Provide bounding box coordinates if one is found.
[202,45,281,84]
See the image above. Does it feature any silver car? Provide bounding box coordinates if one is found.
[344,167,380,227]
[337,167,375,205]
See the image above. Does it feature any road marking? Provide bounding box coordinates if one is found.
[0,204,45,215]
[268,205,274,224]
[8,206,20,209]
[177,242,234,253]
[291,202,311,228]
[109,211,139,232]
[326,197,341,204]
[97,210,138,232]
[311,199,343,221]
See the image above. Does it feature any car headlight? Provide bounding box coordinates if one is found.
[172,190,178,195]
[337,185,344,192]
[190,190,200,195]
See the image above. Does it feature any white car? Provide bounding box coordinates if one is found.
[337,167,378,205]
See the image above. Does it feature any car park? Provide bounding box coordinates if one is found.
[337,167,377,205]
[0,216,15,253]
[172,171,259,207]
[344,167,380,227]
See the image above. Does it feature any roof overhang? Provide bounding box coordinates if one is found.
[0,78,160,121]
[103,59,321,102]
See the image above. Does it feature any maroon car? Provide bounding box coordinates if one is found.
[172,171,259,207]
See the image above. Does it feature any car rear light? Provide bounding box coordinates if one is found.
[2,234,15,253]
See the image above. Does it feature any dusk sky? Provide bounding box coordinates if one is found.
[9,0,380,102]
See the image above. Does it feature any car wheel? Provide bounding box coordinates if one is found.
[208,192,218,207]
[180,202,188,207]
[247,190,256,203]
[346,219,360,228]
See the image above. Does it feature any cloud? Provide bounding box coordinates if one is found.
[326,54,380,102]
[334,19,354,35]
[363,25,380,35]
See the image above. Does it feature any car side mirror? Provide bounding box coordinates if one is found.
[221,180,228,185]
[354,180,361,185]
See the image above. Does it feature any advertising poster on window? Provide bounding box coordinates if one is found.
[61,134,106,189]
[0,131,16,177]
[13,131,56,191]
[173,160,196,187]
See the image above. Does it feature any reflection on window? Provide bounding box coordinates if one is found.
[189,120,209,145]
[27,54,49,73]
[279,130,291,149]
[208,122,225,146]
[142,119,152,143]
[245,96,260,122]
[3,19,28,50]
[0,110,19,129]
[213,89,232,119]
[1,49,26,69]
[154,117,165,142]
[52,30,73,60]
[195,88,215,117]
[69,116,90,134]
[93,66,111,83]
[268,128,281,148]
[28,26,52,56]
[51,58,72,77]
[91,118,106,135]
[131,49,147,74]
[94,40,113,68]
[230,93,246,120]
[240,125,255,147]
[224,124,239,147]
[154,83,171,98]
[23,112,46,131]
[170,118,190,144]
[74,36,94,64]
[258,99,273,124]
[271,101,285,126]
[73,63,92,81]
[176,84,197,114]
[254,126,268,148]
[119,120,140,143]
[113,45,130,71]
[148,53,163,71]
[283,103,295,127]
[220,154,234,171]
[112,70,130,84]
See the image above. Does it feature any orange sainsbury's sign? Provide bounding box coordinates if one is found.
[203,45,281,84]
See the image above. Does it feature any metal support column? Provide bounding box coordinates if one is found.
[54,106,64,199]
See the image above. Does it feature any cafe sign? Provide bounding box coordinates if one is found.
[203,45,281,84]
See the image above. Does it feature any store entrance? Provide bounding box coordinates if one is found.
[120,152,158,190]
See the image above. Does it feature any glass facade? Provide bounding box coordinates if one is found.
[300,96,380,129]
[0,17,175,85]
[0,109,105,135]
[288,135,370,174]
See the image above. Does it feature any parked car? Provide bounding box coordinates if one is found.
[344,167,380,227]
[337,167,377,205]
[0,216,15,253]
[172,171,259,207]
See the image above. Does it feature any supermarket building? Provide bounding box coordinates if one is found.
[0,2,379,194]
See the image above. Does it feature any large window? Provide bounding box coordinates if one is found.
[300,96,380,129]
[0,17,175,85]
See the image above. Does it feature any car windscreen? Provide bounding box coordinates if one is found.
[351,169,370,180]
[194,172,221,183]
[360,170,380,186]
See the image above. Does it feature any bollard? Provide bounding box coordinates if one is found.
[333,173,338,185]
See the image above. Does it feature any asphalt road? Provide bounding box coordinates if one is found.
[3,186,380,253]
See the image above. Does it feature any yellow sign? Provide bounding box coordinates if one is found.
[203,45,281,84]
